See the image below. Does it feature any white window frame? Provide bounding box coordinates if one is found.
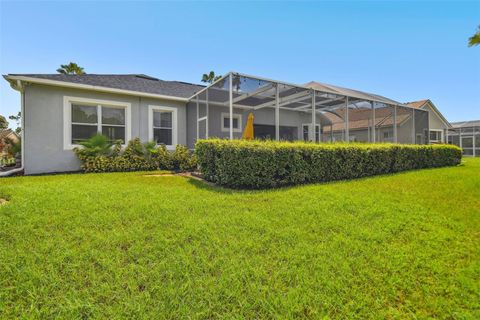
[63,96,131,150]
[148,105,178,150]
[302,123,320,142]
[383,130,393,139]
[429,129,443,143]
[221,112,242,133]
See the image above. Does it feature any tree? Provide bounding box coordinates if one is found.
[9,112,21,134]
[0,115,8,129]
[468,25,480,47]
[4,136,21,157]
[201,71,222,84]
[57,62,85,75]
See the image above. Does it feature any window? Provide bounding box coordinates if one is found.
[153,111,173,145]
[253,124,298,141]
[302,124,320,142]
[71,104,98,144]
[429,130,443,142]
[221,113,242,132]
[149,105,177,149]
[303,125,309,141]
[101,106,126,143]
[64,96,131,149]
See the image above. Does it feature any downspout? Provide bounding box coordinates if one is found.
[0,80,25,176]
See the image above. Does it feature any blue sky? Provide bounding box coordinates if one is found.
[1,1,479,125]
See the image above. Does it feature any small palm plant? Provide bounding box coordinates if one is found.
[143,141,159,159]
[74,134,112,160]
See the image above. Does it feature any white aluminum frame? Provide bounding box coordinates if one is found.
[190,71,429,146]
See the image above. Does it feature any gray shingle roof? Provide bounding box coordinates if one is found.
[5,74,205,99]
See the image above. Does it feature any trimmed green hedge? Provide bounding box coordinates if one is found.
[195,139,462,189]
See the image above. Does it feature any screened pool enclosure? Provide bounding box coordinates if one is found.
[448,120,480,157]
[186,72,429,147]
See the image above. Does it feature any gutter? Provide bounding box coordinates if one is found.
[3,75,190,103]
[0,80,25,177]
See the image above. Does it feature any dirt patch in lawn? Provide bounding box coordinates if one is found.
[0,198,9,205]
[144,172,216,186]
[144,173,176,177]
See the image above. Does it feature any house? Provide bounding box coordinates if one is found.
[448,120,480,157]
[0,128,19,157]
[4,71,446,175]
[3,74,203,174]
[405,99,452,144]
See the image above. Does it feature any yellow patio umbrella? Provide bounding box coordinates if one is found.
[242,112,254,140]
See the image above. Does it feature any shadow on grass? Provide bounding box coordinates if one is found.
[185,164,463,194]
[185,177,239,194]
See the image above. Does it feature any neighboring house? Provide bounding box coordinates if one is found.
[305,82,431,144]
[448,120,480,157]
[405,99,452,144]
[0,128,19,158]
[3,72,444,175]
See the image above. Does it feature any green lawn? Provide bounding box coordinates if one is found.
[1,159,479,319]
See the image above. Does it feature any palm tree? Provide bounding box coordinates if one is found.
[57,62,85,75]
[468,25,480,47]
[201,71,222,84]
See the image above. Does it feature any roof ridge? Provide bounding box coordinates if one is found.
[7,73,156,76]
[5,73,205,85]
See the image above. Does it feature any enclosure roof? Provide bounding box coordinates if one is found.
[189,72,412,108]
[304,81,404,106]
[405,99,429,109]
[4,74,204,99]
[451,120,480,128]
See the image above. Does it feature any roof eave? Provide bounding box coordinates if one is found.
[3,75,190,102]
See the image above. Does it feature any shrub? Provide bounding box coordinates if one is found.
[74,134,112,160]
[74,135,196,173]
[155,144,175,170]
[172,145,197,172]
[195,139,462,189]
